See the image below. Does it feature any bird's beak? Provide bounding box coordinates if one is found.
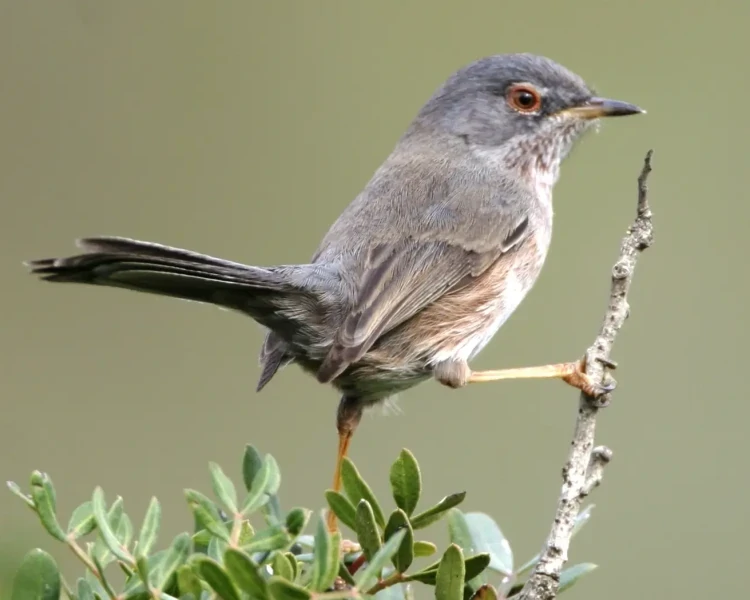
[563,97,645,120]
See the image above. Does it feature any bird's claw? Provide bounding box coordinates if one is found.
[595,356,618,370]
[562,358,617,400]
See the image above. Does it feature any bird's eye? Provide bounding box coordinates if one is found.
[507,84,542,113]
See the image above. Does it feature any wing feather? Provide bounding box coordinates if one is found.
[317,217,529,382]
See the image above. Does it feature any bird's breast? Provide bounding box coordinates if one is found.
[399,228,551,367]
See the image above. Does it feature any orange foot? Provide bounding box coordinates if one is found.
[561,357,616,398]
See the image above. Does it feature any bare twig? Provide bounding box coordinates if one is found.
[517,151,654,600]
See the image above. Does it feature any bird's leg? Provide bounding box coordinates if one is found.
[435,357,615,397]
[469,357,615,396]
[327,396,363,533]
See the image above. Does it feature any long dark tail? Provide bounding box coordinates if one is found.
[27,236,336,342]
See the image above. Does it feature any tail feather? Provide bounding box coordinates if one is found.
[27,254,286,312]
[28,237,284,290]
[26,236,336,340]
[27,236,344,390]
[77,236,255,270]
[28,252,279,288]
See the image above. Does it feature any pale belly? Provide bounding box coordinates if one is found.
[428,266,532,365]
[341,241,548,403]
[387,222,552,370]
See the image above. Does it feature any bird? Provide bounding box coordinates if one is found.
[26,53,643,532]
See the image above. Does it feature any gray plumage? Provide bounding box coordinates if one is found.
[28,53,642,417]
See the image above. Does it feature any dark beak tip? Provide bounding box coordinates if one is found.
[617,103,646,117]
[593,97,646,117]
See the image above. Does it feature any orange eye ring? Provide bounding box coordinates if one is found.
[507,84,542,113]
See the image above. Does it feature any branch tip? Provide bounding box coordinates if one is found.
[517,151,654,600]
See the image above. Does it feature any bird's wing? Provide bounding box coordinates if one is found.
[316,174,532,383]
[257,332,292,392]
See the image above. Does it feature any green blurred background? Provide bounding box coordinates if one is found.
[1,1,747,597]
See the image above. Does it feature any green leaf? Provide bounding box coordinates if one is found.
[121,553,155,596]
[119,560,134,579]
[96,497,131,569]
[7,481,34,508]
[83,569,109,600]
[242,445,264,491]
[92,487,132,563]
[209,462,239,514]
[462,554,491,583]
[355,500,382,562]
[389,449,421,516]
[447,509,472,552]
[469,584,499,600]
[11,549,60,600]
[447,510,485,588]
[76,578,96,600]
[436,545,465,600]
[108,496,125,533]
[404,553,490,585]
[285,507,311,537]
[325,490,357,531]
[195,557,241,600]
[384,509,414,572]
[185,489,230,542]
[409,492,465,530]
[192,528,212,547]
[37,471,57,511]
[263,494,284,526]
[414,541,437,557]
[327,531,342,590]
[310,514,333,592]
[136,496,161,557]
[242,455,273,515]
[176,564,204,599]
[242,524,291,553]
[192,513,210,556]
[121,592,150,600]
[122,592,150,600]
[116,512,134,550]
[337,561,356,587]
[355,529,406,591]
[265,455,282,496]
[268,576,312,600]
[374,581,407,600]
[67,501,97,539]
[239,520,255,546]
[463,513,513,576]
[154,532,191,589]
[29,472,66,541]
[91,554,117,598]
[208,536,229,563]
[243,447,283,528]
[242,454,281,522]
[134,553,150,588]
[558,563,597,593]
[272,552,295,581]
[503,578,528,596]
[225,548,271,600]
[341,458,386,528]
[285,552,299,581]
